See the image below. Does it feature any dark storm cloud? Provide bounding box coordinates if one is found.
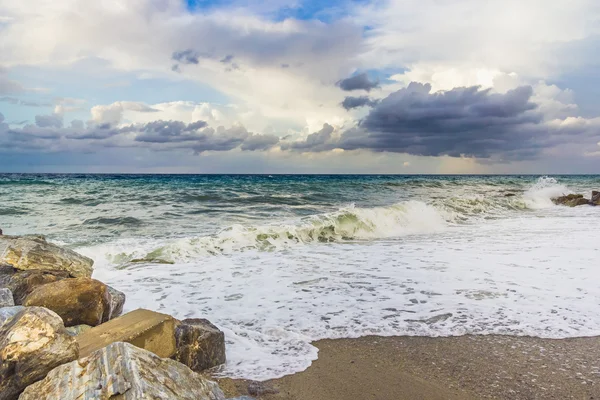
[287,83,599,161]
[172,49,200,65]
[35,114,63,128]
[134,120,208,143]
[341,96,378,110]
[337,73,379,92]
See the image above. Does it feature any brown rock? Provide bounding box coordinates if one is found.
[0,307,78,400]
[76,308,178,358]
[174,318,226,372]
[592,190,600,205]
[552,194,591,207]
[23,278,111,327]
[6,269,70,305]
[65,324,92,337]
[19,342,225,400]
[0,235,93,278]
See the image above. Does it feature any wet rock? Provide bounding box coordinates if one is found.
[0,307,78,400]
[23,278,111,327]
[0,288,14,307]
[107,285,126,319]
[552,194,591,207]
[247,381,280,396]
[592,190,600,205]
[5,269,70,305]
[65,324,92,336]
[174,318,226,372]
[19,341,225,400]
[0,306,24,327]
[76,308,178,358]
[0,236,93,278]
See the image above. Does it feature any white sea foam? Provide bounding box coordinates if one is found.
[80,177,600,381]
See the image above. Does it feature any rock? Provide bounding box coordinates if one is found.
[504,193,516,197]
[247,381,279,396]
[174,318,226,372]
[0,306,24,328]
[552,194,591,207]
[19,342,225,400]
[0,307,78,400]
[23,278,111,327]
[76,308,178,358]
[5,269,70,305]
[107,285,126,319]
[65,324,92,336]
[0,288,14,307]
[592,190,600,205]
[0,236,93,278]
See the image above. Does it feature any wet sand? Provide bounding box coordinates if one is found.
[218,335,600,400]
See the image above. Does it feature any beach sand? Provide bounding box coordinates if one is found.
[218,335,600,399]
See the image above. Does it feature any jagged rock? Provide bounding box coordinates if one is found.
[76,308,178,358]
[0,236,93,278]
[592,190,600,206]
[19,342,225,400]
[0,307,78,400]
[174,318,226,372]
[65,324,92,336]
[0,288,14,307]
[0,306,24,327]
[23,278,111,327]
[5,269,70,305]
[107,285,126,319]
[552,194,591,207]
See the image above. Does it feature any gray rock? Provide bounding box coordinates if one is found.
[107,285,126,320]
[65,324,92,336]
[0,288,14,307]
[0,307,78,400]
[0,306,24,327]
[247,381,279,396]
[174,318,226,372]
[19,341,225,400]
[0,235,93,278]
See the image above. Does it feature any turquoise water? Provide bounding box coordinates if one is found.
[1,174,599,379]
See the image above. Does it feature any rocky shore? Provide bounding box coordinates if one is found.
[0,234,243,400]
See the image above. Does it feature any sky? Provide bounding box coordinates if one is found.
[1,0,600,173]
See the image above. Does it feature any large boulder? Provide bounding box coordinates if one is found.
[4,269,70,305]
[76,308,177,358]
[552,194,591,207]
[23,278,112,327]
[0,288,14,307]
[0,236,93,278]
[0,307,78,400]
[19,341,225,400]
[592,190,600,206]
[174,318,226,372]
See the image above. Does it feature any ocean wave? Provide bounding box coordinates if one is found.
[87,177,577,265]
[82,216,144,227]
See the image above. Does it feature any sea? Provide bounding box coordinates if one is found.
[1,174,599,380]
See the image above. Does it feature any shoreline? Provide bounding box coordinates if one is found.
[218,334,600,399]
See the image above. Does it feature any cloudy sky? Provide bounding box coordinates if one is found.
[1,0,599,173]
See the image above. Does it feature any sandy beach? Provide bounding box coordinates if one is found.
[219,335,600,400]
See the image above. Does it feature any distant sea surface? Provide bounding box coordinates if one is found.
[1,174,599,380]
